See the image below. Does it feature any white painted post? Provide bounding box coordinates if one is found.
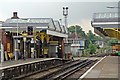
[23,37,26,59]
[1,43,4,63]
[14,39,18,60]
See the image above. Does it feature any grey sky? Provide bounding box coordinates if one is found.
[0,0,119,33]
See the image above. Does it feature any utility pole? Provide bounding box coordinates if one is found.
[75,25,78,39]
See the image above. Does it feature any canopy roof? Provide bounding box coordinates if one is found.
[1,18,68,37]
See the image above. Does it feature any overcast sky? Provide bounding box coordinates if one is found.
[0,0,119,33]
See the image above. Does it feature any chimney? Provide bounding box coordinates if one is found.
[11,12,19,19]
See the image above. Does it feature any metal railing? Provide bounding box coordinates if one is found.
[93,12,118,19]
[93,12,119,22]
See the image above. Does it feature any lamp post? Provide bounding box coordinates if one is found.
[63,7,68,28]
[15,19,29,60]
[17,19,19,36]
[63,7,68,59]
[14,19,19,60]
[75,25,78,39]
[15,18,26,60]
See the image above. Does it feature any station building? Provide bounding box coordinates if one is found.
[66,33,86,57]
[68,38,85,57]
[0,12,68,61]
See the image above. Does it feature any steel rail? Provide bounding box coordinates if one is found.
[49,60,95,80]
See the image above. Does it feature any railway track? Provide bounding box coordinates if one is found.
[16,59,80,80]
[64,59,98,80]
[47,59,97,80]
[19,59,98,80]
[90,53,110,57]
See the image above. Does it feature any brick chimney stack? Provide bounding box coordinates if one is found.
[11,12,19,19]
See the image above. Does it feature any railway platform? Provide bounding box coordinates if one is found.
[0,58,64,80]
[0,58,62,68]
[80,56,119,80]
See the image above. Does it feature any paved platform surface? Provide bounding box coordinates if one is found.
[0,57,100,68]
[0,58,61,69]
[118,57,120,80]
[82,56,118,80]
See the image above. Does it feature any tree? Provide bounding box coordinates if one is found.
[68,26,76,33]
[85,30,101,54]
[88,41,97,54]
[68,25,86,38]
[68,26,101,55]
[87,30,101,43]
[107,38,118,46]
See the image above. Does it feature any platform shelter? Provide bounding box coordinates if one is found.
[0,12,68,61]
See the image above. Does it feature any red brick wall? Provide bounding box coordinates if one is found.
[0,29,13,52]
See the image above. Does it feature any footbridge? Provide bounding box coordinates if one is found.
[91,12,120,40]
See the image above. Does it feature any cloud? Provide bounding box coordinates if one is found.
[80,19,94,33]
[0,12,5,21]
[67,19,94,33]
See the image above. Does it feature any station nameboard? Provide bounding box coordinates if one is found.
[49,41,58,45]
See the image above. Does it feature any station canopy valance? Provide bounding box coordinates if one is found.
[3,18,56,30]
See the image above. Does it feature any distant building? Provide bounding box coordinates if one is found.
[64,32,86,57]
[95,40,104,48]
[68,38,85,57]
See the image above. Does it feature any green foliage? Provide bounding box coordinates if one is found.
[85,30,101,54]
[68,25,102,55]
[68,26,76,33]
[81,52,90,57]
[68,25,86,38]
[87,30,101,43]
[85,30,101,48]
[107,39,118,46]
[88,41,97,54]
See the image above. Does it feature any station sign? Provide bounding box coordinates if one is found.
[49,41,58,45]
[7,43,10,52]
